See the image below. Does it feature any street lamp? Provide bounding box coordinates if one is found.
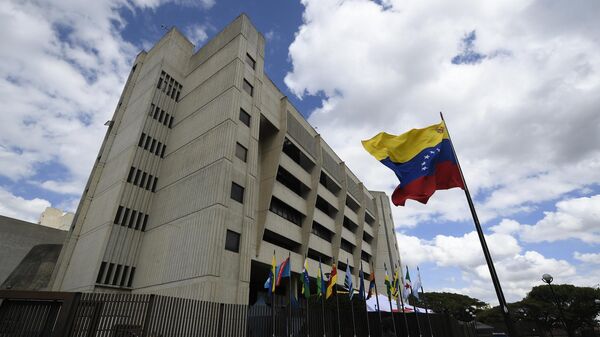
[541,274,568,335]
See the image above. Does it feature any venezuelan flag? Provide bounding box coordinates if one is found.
[326,264,337,299]
[362,121,464,206]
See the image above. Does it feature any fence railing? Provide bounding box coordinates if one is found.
[0,290,474,337]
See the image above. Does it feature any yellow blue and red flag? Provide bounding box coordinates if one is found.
[276,256,290,286]
[361,121,464,206]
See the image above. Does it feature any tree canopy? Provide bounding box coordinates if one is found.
[413,292,488,322]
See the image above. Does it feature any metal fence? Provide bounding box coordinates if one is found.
[0,290,474,337]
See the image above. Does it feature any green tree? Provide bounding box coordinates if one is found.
[520,284,600,337]
[413,292,488,321]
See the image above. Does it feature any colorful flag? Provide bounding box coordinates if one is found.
[361,121,464,206]
[301,257,310,298]
[366,272,376,300]
[384,266,392,299]
[276,256,290,287]
[317,258,325,297]
[391,268,400,299]
[344,260,353,300]
[358,264,366,300]
[403,266,413,300]
[326,263,337,299]
[264,252,277,294]
[412,266,422,299]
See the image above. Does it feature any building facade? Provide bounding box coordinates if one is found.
[51,14,401,305]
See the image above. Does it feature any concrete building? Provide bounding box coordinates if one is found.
[0,215,66,288]
[51,14,401,304]
[38,207,74,231]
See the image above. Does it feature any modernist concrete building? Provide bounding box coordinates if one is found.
[51,14,401,305]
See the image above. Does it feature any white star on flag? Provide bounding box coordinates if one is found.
[424,155,430,159]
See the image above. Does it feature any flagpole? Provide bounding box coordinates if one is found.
[440,111,518,337]
[417,267,434,337]
[346,259,357,337]
[335,281,342,337]
[385,263,398,337]
[273,250,276,337]
[288,252,292,337]
[305,256,310,337]
[370,261,383,335]
[361,262,371,337]
[319,258,327,337]
[397,264,411,337]
[410,288,423,337]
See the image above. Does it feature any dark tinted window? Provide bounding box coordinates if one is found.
[235,143,247,162]
[231,182,244,203]
[242,79,253,96]
[239,108,251,127]
[225,230,241,253]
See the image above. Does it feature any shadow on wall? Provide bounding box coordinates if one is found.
[1,244,63,291]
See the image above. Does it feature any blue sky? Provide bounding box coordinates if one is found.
[1,0,599,303]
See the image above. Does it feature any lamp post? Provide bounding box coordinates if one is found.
[542,274,569,337]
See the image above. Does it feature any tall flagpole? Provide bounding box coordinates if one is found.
[347,259,357,337]
[417,267,434,337]
[440,112,518,337]
[370,261,383,336]
[305,256,310,337]
[396,264,411,337]
[361,262,371,337]
[288,252,292,337]
[385,263,398,337]
[273,250,276,337]
[319,258,327,337]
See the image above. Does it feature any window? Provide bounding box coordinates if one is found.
[235,142,247,162]
[133,169,141,185]
[120,266,129,287]
[269,197,303,226]
[138,133,146,147]
[135,213,143,230]
[311,221,333,242]
[239,108,251,127]
[161,145,166,158]
[146,175,153,190]
[159,110,165,123]
[114,206,123,224]
[127,167,135,183]
[144,137,151,150]
[340,238,355,254]
[122,208,130,226]
[152,177,158,192]
[155,142,162,155]
[128,211,137,228]
[169,116,174,128]
[127,267,136,287]
[141,214,149,231]
[149,104,155,116]
[230,182,244,203]
[164,113,170,126]
[225,230,241,253]
[150,139,156,152]
[104,263,115,284]
[242,79,253,96]
[140,172,147,187]
[245,53,256,69]
[112,265,122,285]
[96,261,107,283]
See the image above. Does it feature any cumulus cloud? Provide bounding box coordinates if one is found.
[0,187,50,222]
[185,23,210,47]
[285,0,600,229]
[0,0,212,221]
[396,232,577,302]
[573,252,600,264]
[519,195,600,244]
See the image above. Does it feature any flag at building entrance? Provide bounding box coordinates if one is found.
[403,266,412,300]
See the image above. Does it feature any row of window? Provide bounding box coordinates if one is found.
[269,197,303,226]
[127,166,158,192]
[157,71,182,101]
[96,261,136,288]
[149,104,174,128]
[114,206,149,232]
[138,133,167,158]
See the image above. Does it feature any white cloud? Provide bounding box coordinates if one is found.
[396,232,578,303]
[519,195,600,244]
[0,187,50,222]
[0,0,214,221]
[573,252,600,264]
[185,23,209,47]
[285,0,600,229]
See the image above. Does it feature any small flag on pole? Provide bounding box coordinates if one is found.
[361,121,464,206]
[384,266,392,299]
[317,258,325,297]
[358,263,366,300]
[326,263,337,299]
[344,259,353,300]
[264,251,277,294]
[276,256,290,287]
[412,266,422,299]
[301,257,310,298]
[403,266,413,300]
[392,267,400,299]
[366,271,376,300]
